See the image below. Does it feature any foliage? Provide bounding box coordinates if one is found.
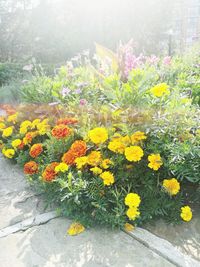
[0,108,197,229]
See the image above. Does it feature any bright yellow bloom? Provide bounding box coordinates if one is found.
[163,178,180,196]
[148,154,163,171]
[88,127,108,145]
[67,222,85,236]
[90,166,102,175]
[100,159,113,169]
[125,146,144,162]
[12,139,21,148]
[55,162,69,173]
[87,151,102,166]
[126,207,140,220]
[75,156,88,169]
[125,193,141,208]
[7,113,18,123]
[31,119,41,128]
[150,83,170,97]
[20,120,32,129]
[180,206,192,222]
[19,126,28,135]
[108,140,126,154]
[2,127,13,138]
[131,131,147,144]
[3,148,15,158]
[0,122,6,129]
[100,171,115,186]
[124,223,135,231]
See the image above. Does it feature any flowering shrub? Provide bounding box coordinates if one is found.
[0,109,197,229]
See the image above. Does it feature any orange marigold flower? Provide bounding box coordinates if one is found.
[29,143,43,158]
[62,150,77,165]
[51,124,71,139]
[24,161,39,175]
[42,162,59,182]
[57,118,78,125]
[70,140,87,157]
[62,140,87,165]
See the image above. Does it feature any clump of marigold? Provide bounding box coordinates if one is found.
[51,124,71,139]
[24,161,39,175]
[148,154,163,171]
[125,146,144,162]
[29,143,43,158]
[180,206,192,222]
[56,118,78,125]
[62,140,87,165]
[131,131,147,144]
[88,127,108,145]
[42,162,59,182]
[100,171,115,186]
[163,178,180,196]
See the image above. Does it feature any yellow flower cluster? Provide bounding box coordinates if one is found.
[2,148,15,158]
[88,127,108,145]
[108,134,130,154]
[12,139,21,149]
[2,127,13,138]
[67,222,85,236]
[7,113,18,124]
[55,162,69,173]
[125,193,141,221]
[150,83,170,97]
[148,154,163,171]
[131,131,147,144]
[100,171,115,186]
[180,206,192,222]
[163,178,180,196]
[125,146,144,162]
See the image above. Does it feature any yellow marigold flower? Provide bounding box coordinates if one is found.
[125,146,144,162]
[88,127,108,145]
[31,119,41,128]
[131,131,147,144]
[180,206,192,222]
[108,140,126,154]
[163,178,180,196]
[87,151,102,166]
[120,135,131,146]
[100,159,113,169]
[126,207,140,221]
[67,222,85,236]
[124,223,135,232]
[20,120,32,129]
[148,154,163,171]
[7,113,18,123]
[38,124,50,135]
[2,127,13,138]
[19,126,28,135]
[125,193,141,208]
[55,162,69,173]
[90,166,102,175]
[75,156,88,169]
[3,148,15,158]
[150,83,170,97]
[100,171,115,186]
[0,122,6,130]
[12,139,21,149]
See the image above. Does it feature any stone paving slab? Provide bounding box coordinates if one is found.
[145,216,200,262]
[0,217,175,267]
[0,155,51,228]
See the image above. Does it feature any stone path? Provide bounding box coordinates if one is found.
[0,155,199,267]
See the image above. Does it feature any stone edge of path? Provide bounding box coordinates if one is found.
[123,227,200,267]
[1,211,199,267]
[0,211,59,238]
